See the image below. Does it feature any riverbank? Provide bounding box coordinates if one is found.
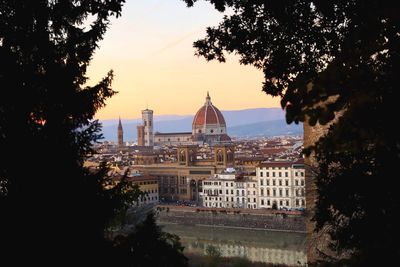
[160,223,307,266]
[156,205,306,233]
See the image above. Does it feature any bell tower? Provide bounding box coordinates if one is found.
[117,117,124,147]
[142,108,154,147]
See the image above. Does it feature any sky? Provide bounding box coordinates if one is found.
[87,0,281,120]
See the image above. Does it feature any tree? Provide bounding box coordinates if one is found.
[183,1,400,266]
[112,213,188,267]
[0,1,187,266]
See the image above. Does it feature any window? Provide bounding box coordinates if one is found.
[266,172,269,177]
[279,200,283,206]
[285,180,289,186]
[296,199,299,206]
[210,129,214,133]
[285,189,289,196]
[231,190,233,194]
[226,189,228,194]
[286,200,289,206]
[272,180,276,186]
[261,188,264,196]
[285,172,288,177]
[260,179,264,186]
[219,190,222,194]
[279,172,282,177]
[248,198,250,202]
[226,182,228,186]
[301,180,305,186]
[301,172,304,177]
[267,200,270,205]
[295,180,299,186]
[261,199,264,205]
[273,189,276,196]
[279,189,282,196]
[301,199,305,206]
[267,189,270,196]
[260,172,263,177]
[266,179,270,186]
[279,180,282,186]
[198,129,202,133]
[272,172,275,177]
[254,198,256,202]
[253,184,255,188]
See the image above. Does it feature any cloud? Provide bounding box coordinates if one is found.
[151,28,204,56]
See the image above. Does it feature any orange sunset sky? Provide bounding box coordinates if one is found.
[87,0,280,120]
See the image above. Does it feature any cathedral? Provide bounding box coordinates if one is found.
[136,92,231,147]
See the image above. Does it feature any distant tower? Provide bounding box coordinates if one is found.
[142,108,154,146]
[137,125,145,146]
[117,117,124,147]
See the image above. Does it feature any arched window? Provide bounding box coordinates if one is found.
[217,150,223,163]
[180,150,186,162]
[227,150,233,162]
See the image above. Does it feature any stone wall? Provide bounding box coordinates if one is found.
[156,206,306,233]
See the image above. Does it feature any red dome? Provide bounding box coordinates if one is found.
[192,93,226,127]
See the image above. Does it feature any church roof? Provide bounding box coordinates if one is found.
[192,92,226,127]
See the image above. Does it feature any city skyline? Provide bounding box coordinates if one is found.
[86,0,280,120]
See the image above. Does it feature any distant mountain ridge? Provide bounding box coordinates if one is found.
[99,108,302,141]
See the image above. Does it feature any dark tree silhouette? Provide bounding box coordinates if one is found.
[0,1,187,266]
[183,1,400,266]
[112,213,188,267]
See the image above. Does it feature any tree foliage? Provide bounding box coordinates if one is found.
[0,1,187,266]
[112,213,188,267]
[183,0,400,265]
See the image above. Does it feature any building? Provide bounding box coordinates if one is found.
[202,168,258,209]
[117,117,123,147]
[137,108,154,147]
[142,109,154,146]
[134,143,237,202]
[154,132,192,146]
[137,125,145,146]
[153,92,231,146]
[257,159,305,210]
[127,174,159,206]
[192,92,231,145]
[201,159,305,210]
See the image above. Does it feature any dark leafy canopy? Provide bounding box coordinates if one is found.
[0,0,125,265]
[184,0,400,265]
[0,1,187,266]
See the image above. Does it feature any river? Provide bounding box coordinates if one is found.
[160,223,307,266]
